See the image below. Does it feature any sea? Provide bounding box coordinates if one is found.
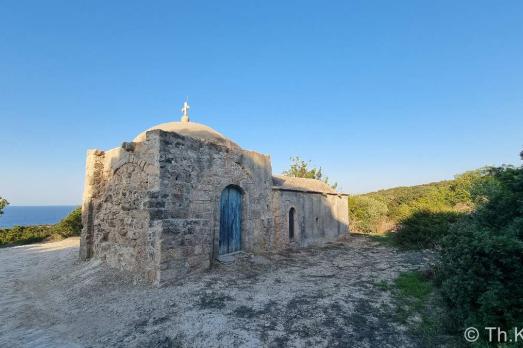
[0,206,78,228]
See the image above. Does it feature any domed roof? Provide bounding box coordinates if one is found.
[133,121,239,148]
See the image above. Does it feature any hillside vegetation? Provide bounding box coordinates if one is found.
[349,170,483,235]
[350,157,523,343]
[0,207,82,246]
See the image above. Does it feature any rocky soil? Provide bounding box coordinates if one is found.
[0,235,434,347]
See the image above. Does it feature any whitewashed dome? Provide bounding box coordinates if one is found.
[133,121,239,148]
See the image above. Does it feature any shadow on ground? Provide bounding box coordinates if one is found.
[0,235,435,348]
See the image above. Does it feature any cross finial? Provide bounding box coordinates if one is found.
[181,98,190,123]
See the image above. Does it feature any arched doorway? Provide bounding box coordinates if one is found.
[219,185,242,255]
[289,207,296,240]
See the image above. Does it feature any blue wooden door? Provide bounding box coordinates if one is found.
[219,186,242,255]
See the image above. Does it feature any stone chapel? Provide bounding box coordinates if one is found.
[80,103,349,285]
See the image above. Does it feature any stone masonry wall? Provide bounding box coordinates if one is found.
[80,134,161,283]
[151,130,273,284]
[271,189,349,249]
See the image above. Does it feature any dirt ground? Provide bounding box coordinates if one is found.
[0,235,435,348]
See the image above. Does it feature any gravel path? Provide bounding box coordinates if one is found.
[0,235,434,347]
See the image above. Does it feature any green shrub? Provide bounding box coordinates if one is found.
[437,164,523,333]
[348,195,388,233]
[439,221,523,331]
[392,210,464,249]
[52,207,82,237]
[0,207,82,247]
[0,225,54,246]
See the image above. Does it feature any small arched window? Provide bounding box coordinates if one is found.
[289,207,296,240]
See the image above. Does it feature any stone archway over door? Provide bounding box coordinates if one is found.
[219,185,242,255]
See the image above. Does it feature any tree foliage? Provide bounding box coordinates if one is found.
[0,197,8,215]
[283,156,337,189]
[348,196,388,233]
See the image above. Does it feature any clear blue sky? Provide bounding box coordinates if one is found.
[1,0,522,205]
